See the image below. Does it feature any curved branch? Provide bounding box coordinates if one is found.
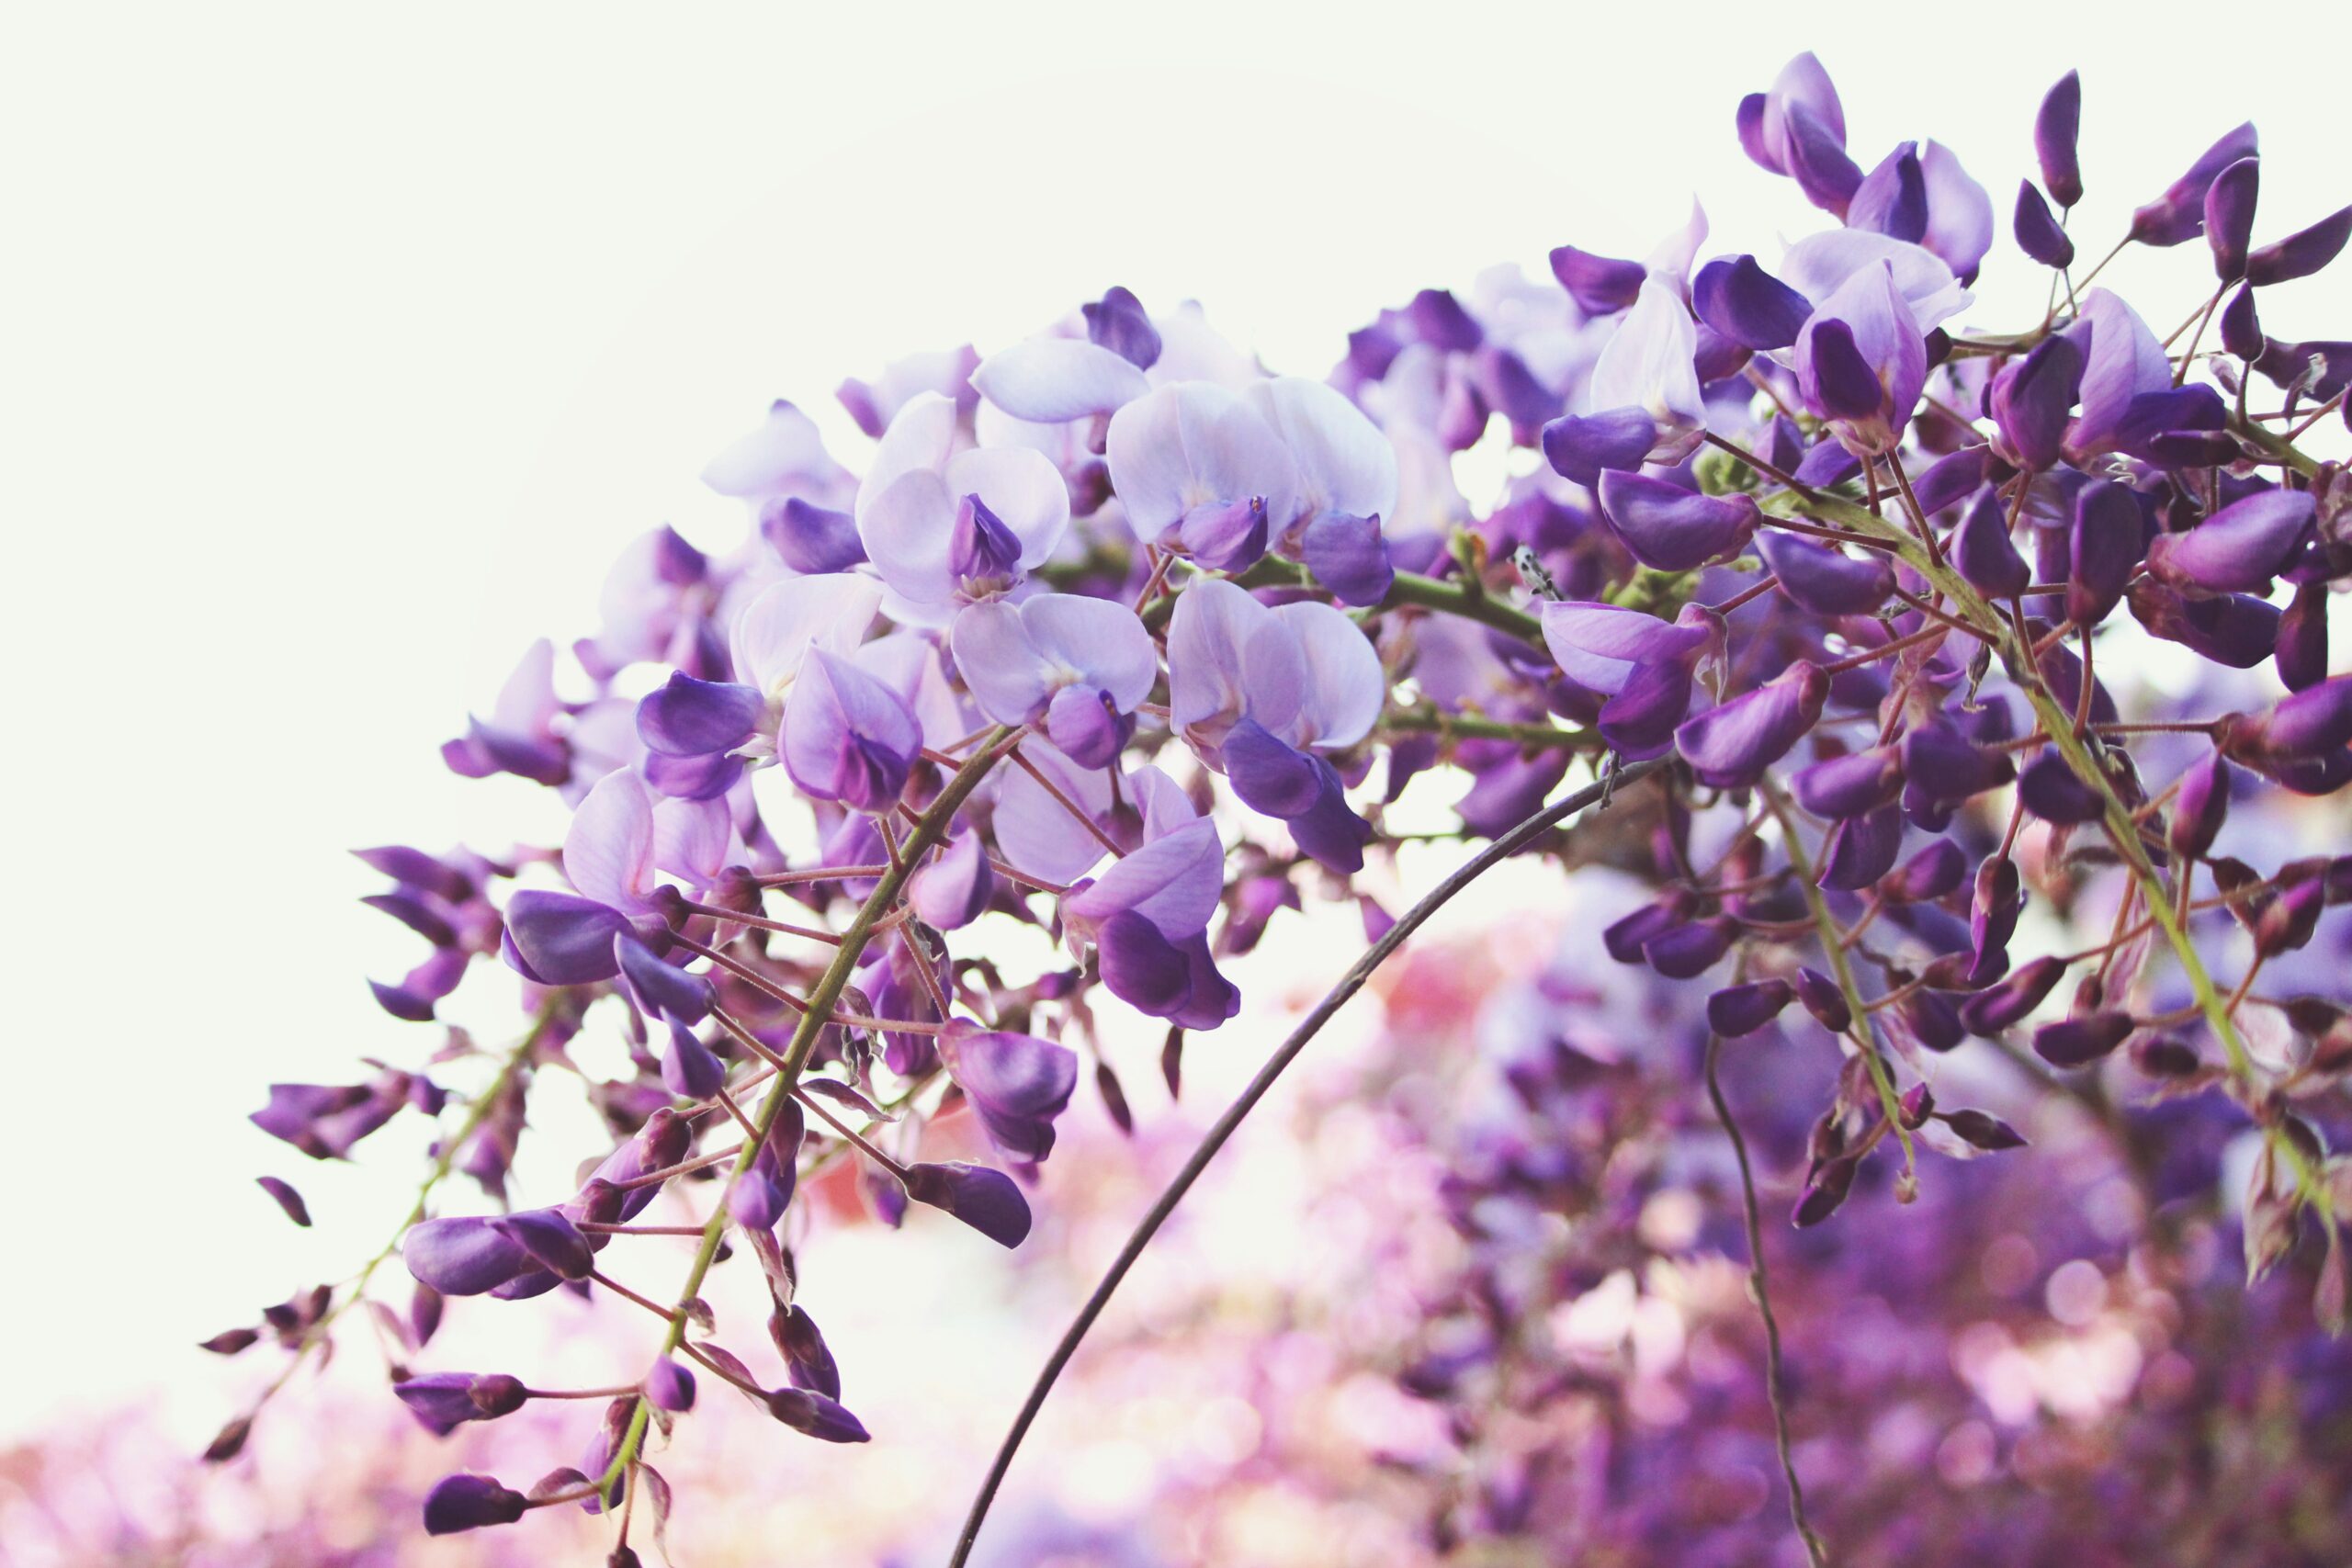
[946,753,1668,1566]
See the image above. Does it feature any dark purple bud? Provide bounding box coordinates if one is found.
[492,1208,594,1281]
[772,1303,842,1400]
[1674,660,1829,789]
[1547,243,1646,315]
[2067,479,2144,627]
[1802,317,1887,423]
[1898,987,1967,1053]
[1082,285,1161,369]
[2255,868,2327,957]
[2169,750,2233,860]
[1596,472,1760,571]
[2203,157,2260,281]
[1970,858,2023,983]
[1792,434,1862,489]
[2130,122,2258,246]
[764,1388,871,1444]
[1642,917,1734,979]
[200,1327,261,1356]
[2018,748,2106,824]
[617,936,712,1025]
[1408,288,1482,352]
[637,671,763,759]
[1888,838,1966,903]
[949,492,1025,586]
[1899,1082,1935,1129]
[2013,180,2075,268]
[2220,283,2263,360]
[2230,676,2352,765]
[1961,956,2067,1034]
[1708,978,1794,1036]
[2128,580,2282,669]
[2278,581,2328,693]
[203,1417,253,1462]
[644,1356,695,1413]
[1782,102,1864,216]
[660,1020,726,1100]
[1792,1154,1859,1226]
[1940,1109,2029,1151]
[2245,203,2352,287]
[1795,966,1851,1032]
[904,1161,1032,1248]
[1951,487,2030,599]
[1791,746,1904,818]
[503,891,631,986]
[783,649,922,813]
[2035,72,2083,209]
[1991,334,2085,472]
[256,1176,311,1227]
[2033,1010,2134,1066]
[1692,254,1812,351]
[1818,806,1905,891]
[725,1102,803,1233]
[2145,489,2313,596]
[1178,494,1270,572]
[2132,1034,2201,1077]
[404,1215,536,1296]
[1900,723,2017,806]
[1603,892,1695,964]
[1299,512,1395,606]
[395,1372,528,1437]
[1755,529,1894,615]
[759,496,867,575]
[1849,142,1928,243]
[943,1025,1080,1165]
[1540,408,1658,489]
[1911,448,1986,518]
[424,1473,528,1535]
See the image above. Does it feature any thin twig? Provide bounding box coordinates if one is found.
[945,755,1668,1567]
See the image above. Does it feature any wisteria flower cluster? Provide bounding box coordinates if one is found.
[209,53,2351,1563]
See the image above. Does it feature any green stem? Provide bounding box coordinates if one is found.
[1758,487,2331,1218]
[1759,778,1914,1175]
[1137,556,1543,644]
[594,728,1021,1499]
[246,1005,557,1415]
[1382,708,1596,750]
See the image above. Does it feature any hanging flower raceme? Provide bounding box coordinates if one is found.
[215,51,2352,1562]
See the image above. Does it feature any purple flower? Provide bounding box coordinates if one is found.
[2144,489,2314,595]
[1754,530,1894,615]
[855,393,1071,611]
[1674,661,1829,789]
[1951,486,2030,598]
[441,637,569,786]
[2130,122,2259,245]
[1107,382,1298,571]
[727,1100,804,1234]
[403,1213,540,1296]
[1167,579,1384,755]
[1691,254,1813,351]
[2245,203,2352,287]
[2014,180,2075,269]
[1061,795,1238,1029]
[644,1356,695,1414]
[1594,472,1758,571]
[903,1161,1032,1248]
[1736,52,1862,215]
[941,1021,1079,1164]
[394,1372,527,1437]
[971,334,1151,424]
[1792,262,1927,455]
[2035,70,2083,208]
[422,1473,528,1535]
[2204,157,2261,281]
[782,649,922,812]
[1989,334,2085,472]
[949,593,1155,764]
[1578,278,1707,464]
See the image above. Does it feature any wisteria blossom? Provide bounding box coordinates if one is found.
[209,50,2352,1568]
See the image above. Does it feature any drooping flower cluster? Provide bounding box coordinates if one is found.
[212,53,2351,1561]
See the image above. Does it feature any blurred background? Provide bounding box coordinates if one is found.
[6,3,2350,1562]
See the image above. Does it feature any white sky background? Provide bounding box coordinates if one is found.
[6,0,2349,1452]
